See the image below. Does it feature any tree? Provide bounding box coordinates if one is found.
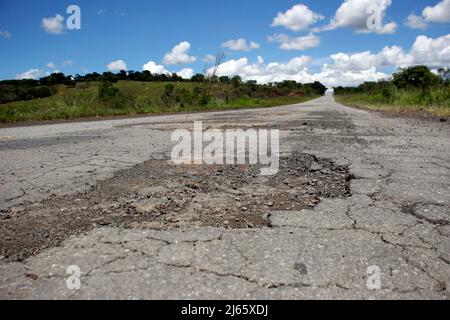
[392,65,441,91]
[191,73,205,82]
[219,76,230,84]
[118,70,128,80]
[102,72,119,83]
[304,81,327,96]
[202,53,225,104]
[39,72,74,86]
[231,75,242,88]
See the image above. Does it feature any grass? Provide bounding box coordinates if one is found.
[334,87,450,117]
[0,81,318,123]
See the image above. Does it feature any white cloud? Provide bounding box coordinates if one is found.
[268,33,320,51]
[423,0,450,23]
[47,62,57,69]
[204,54,216,63]
[324,0,397,34]
[314,66,388,87]
[212,58,250,77]
[222,38,260,51]
[405,14,428,30]
[163,41,197,65]
[272,4,324,32]
[329,51,379,71]
[177,68,194,79]
[406,1,450,30]
[204,34,450,88]
[16,69,45,80]
[209,55,382,87]
[42,14,65,34]
[335,35,447,69]
[409,34,450,66]
[107,60,127,72]
[210,56,313,83]
[142,61,194,78]
[0,30,11,38]
[142,61,169,74]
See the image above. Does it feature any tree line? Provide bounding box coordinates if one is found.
[0,69,327,104]
[334,66,449,96]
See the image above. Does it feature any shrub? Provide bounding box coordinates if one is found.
[98,81,119,100]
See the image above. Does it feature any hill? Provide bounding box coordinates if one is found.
[0,78,325,123]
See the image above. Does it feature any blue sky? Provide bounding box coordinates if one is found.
[0,0,449,86]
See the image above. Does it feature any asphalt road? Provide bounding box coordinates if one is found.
[1,96,449,299]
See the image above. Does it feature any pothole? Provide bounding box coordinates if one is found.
[0,152,352,262]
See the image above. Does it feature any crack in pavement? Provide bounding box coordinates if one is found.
[1,96,450,299]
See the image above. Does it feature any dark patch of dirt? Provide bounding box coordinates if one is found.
[0,152,351,262]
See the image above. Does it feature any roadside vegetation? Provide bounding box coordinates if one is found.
[0,64,326,123]
[334,66,450,117]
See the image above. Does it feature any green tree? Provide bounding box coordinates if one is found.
[191,73,205,82]
[231,75,242,88]
[392,66,441,92]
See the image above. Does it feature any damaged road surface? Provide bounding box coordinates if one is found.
[1,96,450,299]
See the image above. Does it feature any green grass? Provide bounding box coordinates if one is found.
[334,87,450,117]
[0,81,318,123]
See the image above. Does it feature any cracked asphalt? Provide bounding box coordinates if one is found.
[1,96,449,299]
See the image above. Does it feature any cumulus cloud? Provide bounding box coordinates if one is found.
[177,68,194,79]
[42,14,65,34]
[47,62,57,69]
[107,60,127,72]
[325,34,450,71]
[423,0,450,23]
[409,34,450,66]
[272,4,324,31]
[211,58,250,77]
[314,34,450,86]
[142,61,169,74]
[268,33,320,51]
[16,69,45,80]
[323,0,397,34]
[405,14,428,30]
[163,41,197,65]
[210,56,312,83]
[0,30,11,38]
[315,66,388,87]
[142,61,194,78]
[406,0,450,30]
[205,34,450,88]
[222,38,260,51]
